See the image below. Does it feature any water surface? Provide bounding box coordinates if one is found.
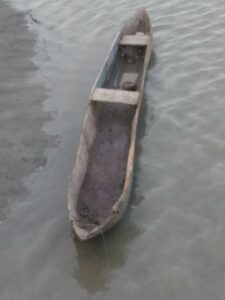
[1,0,225,299]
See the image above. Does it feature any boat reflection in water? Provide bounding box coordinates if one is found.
[72,210,141,295]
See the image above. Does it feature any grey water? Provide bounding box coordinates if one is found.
[1,0,225,299]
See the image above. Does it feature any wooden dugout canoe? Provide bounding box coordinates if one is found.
[68,9,153,241]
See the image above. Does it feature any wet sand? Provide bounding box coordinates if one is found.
[0,0,54,220]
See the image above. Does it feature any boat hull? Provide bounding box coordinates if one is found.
[68,9,153,241]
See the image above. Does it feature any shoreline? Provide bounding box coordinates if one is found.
[0,0,55,220]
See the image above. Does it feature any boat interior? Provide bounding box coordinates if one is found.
[76,33,149,226]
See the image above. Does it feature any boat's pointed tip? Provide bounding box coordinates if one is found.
[73,226,90,241]
[136,7,148,16]
[72,222,100,241]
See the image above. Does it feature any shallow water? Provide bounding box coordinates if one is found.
[1,0,225,299]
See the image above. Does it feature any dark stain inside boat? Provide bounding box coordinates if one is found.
[77,44,146,225]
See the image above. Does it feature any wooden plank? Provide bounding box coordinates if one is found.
[120,34,149,46]
[91,88,139,105]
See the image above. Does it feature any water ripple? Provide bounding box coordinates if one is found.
[2,0,225,299]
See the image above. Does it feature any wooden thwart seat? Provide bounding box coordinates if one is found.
[91,88,139,105]
[120,34,149,46]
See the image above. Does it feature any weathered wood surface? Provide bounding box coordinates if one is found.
[120,34,150,46]
[68,9,153,241]
[91,88,139,105]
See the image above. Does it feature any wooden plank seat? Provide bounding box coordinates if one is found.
[120,34,149,46]
[91,88,139,105]
[120,72,139,90]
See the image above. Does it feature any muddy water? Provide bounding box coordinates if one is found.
[1,0,225,299]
